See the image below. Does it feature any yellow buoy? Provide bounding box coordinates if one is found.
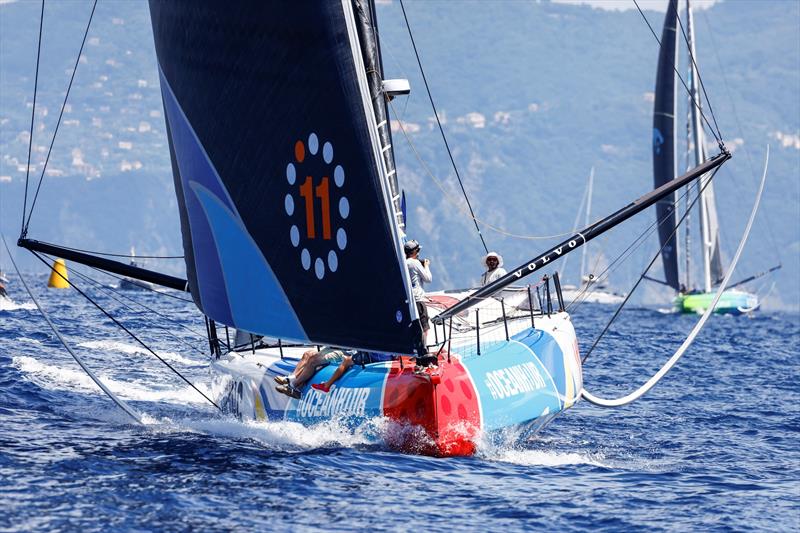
[47,258,70,289]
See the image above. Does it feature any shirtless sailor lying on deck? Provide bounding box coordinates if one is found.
[311,351,395,393]
[274,347,349,399]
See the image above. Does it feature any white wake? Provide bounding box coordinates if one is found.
[77,340,201,366]
[12,354,216,405]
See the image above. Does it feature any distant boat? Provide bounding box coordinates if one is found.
[561,276,625,306]
[0,273,8,301]
[117,277,154,292]
[652,0,758,315]
[559,168,625,305]
[0,247,9,299]
[117,248,154,291]
[1,237,12,303]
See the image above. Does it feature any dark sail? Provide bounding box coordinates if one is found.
[652,0,681,291]
[149,1,418,354]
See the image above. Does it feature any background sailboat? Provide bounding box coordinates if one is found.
[0,246,9,301]
[652,0,758,315]
[559,168,625,305]
[117,247,154,291]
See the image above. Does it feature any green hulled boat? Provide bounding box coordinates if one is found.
[652,0,758,314]
[674,289,758,315]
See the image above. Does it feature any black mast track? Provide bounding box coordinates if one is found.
[18,238,189,292]
[435,151,731,323]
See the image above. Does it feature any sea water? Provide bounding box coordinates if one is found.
[1,276,798,531]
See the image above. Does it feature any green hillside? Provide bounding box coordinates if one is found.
[0,0,797,308]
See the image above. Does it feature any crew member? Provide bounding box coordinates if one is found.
[274,347,351,399]
[481,251,507,286]
[404,239,432,352]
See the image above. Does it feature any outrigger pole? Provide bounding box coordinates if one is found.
[435,150,731,323]
[726,264,781,290]
[17,238,189,292]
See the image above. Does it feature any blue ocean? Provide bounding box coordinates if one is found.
[1,275,797,531]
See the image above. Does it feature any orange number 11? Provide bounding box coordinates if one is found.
[299,176,331,240]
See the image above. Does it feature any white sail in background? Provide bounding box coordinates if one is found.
[687,0,724,292]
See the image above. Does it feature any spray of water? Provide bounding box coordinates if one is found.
[77,340,200,366]
[0,298,36,311]
[13,349,605,464]
[12,355,215,405]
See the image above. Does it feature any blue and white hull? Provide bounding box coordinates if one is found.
[215,311,582,456]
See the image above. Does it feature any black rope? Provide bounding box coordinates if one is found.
[582,166,720,364]
[632,0,723,145]
[63,260,208,352]
[567,181,694,312]
[26,242,183,260]
[568,209,669,310]
[20,0,45,238]
[30,250,221,410]
[398,0,489,254]
[24,0,98,234]
[673,0,724,143]
[700,10,782,261]
[69,272,209,356]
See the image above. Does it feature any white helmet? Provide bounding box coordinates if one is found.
[483,251,503,268]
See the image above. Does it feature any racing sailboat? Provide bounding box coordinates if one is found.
[16,0,737,456]
[652,0,757,315]
[144,1,588,456]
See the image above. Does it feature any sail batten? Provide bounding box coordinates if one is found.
[652,0,681,291]
[150,1,418,353]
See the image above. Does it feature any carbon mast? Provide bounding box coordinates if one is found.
[686,0,724,292]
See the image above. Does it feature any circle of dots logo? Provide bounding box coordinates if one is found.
[285,133,349,280]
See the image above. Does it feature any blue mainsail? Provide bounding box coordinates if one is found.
[149,1,418,353]
[652,0,681,291]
